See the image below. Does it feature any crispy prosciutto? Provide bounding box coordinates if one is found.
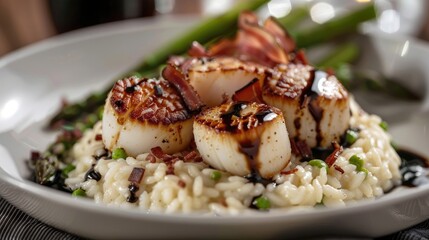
[205,11,298,67]
[232,78,263,103]
[162,64,205,112]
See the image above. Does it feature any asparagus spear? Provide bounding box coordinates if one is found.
[355,70,421,100]
[277,7,309,31]
[315,42,359,88]
[316,42,359,68]
[295,3,376,48]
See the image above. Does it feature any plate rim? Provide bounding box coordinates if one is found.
[0,15,429,237]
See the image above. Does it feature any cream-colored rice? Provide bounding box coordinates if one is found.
[65,100,401,214]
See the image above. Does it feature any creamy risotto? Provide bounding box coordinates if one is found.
[65,99,400,214]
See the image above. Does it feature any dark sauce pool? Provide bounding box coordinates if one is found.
[397,148,429,187]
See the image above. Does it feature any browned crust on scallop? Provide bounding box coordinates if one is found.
[263,64,348,100]
[109,76,191,125]
[263,64,314,99]
[187,57,266,75]
[194,102,282,133]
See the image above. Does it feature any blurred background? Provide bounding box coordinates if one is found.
[0,0,428,57]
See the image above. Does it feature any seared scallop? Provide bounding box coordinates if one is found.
[263,64,350,148]
[187,57,266,107]
[193,102,291,179]
[102,76,193,156]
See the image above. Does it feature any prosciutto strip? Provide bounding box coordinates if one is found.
[206,11,298,67]
[162,64,205,112]
[325,141,343,167]
[232,78,263,103]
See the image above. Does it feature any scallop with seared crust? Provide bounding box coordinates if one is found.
[193,101,291,179]
[102,76,193,156]
[263,64,350,148]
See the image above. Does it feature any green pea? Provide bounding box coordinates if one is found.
[112,148,127,160]
[360,168,369,175]
[349,155,363,169]
[72,188,86,197]
[253,196,271,210]
[97,106,104,120]
[345,129,358,145]
[309,159,328,171]
[210,171,222,181]
[62,164,76,177]
[349,155,368,174]
[379,121,388,131]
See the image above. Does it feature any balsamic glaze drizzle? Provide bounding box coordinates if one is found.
[127,183,139,203]
[84,165,101,181]
[398,149,429,187]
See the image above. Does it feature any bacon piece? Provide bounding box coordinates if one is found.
[206,12,293,67]
[167,56,186,67]
[162,64,205,112]
[178,180,186,188]
[207,39,236,56]
[325,67,335,76]
[263,17,296,53]
[184,150,198,161]
[188,41,208,57]
[128,167,145,184]
[168,56,199,73]
[95,134,102,141]
[145,154,157,163]
[325,141,343,167]
[232,78,263,103]
[281,168,298,175]
[238,11,259,28]
[334,164,345,174]
[166,164,175,175]
[293,49,309,65]
[236,20,288,65]
[233,32,278,68]
[150,146,165,158]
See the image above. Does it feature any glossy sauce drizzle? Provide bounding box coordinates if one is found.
[307,70,326,146]
[84,164,101,181]
[220,102,275,185]
[220,102,246,132]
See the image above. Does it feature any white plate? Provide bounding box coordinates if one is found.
[1,16,429,239]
